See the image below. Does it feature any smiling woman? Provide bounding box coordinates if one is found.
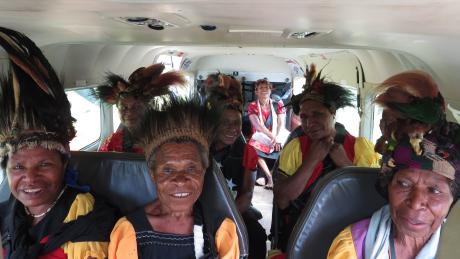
[108,95,240,259]
[327,71,460,259]
[0,27,116,259]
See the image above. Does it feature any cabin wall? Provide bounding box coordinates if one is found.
[42,44,168,88]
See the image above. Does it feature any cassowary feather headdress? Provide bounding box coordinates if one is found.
[290,64,355,114]
[375,71,460,200]
[94,63,186,105]
[206,73,243,112]
[0,27,76,163]
[136,94,221,167]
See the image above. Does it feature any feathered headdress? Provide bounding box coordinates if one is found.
[374,71,446,155]
[206,73,243,112]
[136,94,221,167]
[375,70,445,125]
[0,27,76,162]
[94,63,186,105]
[375,71,460,200]
[290,64,355,114]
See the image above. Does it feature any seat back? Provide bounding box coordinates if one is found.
[438,201,460,259]
[286,167,387,259]
[0,151,248,258]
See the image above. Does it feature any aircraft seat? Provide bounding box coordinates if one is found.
[0,151,249,258]
[286,167,386,259]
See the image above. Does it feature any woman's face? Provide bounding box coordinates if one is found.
[299,100,335,140]
[151,142,206,213]
[388,168,453,239]
[215,109,242,148]
[117,95,146,130]
[255,83,271,100]
[6,147,65,212]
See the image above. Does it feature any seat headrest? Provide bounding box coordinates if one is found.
[287,167,387,259]
[69,151,156,214]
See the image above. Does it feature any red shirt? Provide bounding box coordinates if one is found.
[247,100,285,133]
[99,128,144,154]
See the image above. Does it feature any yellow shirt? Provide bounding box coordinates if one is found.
[278,136,380,177]
[109,216,240,259]
[327,226,358,259]
[61,193,110,259]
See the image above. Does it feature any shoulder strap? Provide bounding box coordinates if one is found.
[194,202,219,258]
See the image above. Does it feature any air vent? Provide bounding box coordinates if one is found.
[119,17,178,29]
[289,32,318,39]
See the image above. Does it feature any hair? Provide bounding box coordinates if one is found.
[255,78,272,89]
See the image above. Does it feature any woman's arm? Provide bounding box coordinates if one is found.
[249,114,275,139]
[235,168,256,214]
[274,138,332,209]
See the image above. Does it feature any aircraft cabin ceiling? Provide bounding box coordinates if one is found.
[1,0,460,108]
[0,0,458,46]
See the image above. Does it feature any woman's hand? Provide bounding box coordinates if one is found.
[329,143,353,167]
[273,142,282,151]
[304,137,333,164]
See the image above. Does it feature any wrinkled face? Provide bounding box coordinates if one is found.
[117,95,147,130]
[299,100,335,140]
[152,142,206,212]
[6,148,65,211]
[389,168,453,239]
[255,83,271,100]
[215,109,242,147]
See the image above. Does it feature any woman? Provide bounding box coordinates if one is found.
[108,95,240,259]
[328,71,460,259]
[273,64,380,252]
[207,75,267,259]
[248,79,286,188]
[0,27,115,259]
[95,64,185,153]
[328,129,459,258]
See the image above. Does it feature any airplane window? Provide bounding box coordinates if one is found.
[292,76,306,95]
[335,87,360,137]
[156,54,183,72]
[67,88,101,150]
[372,106,383,143]
[113,106,121,131]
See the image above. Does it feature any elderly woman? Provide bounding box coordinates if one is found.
[207,76,267,259]
[108,95,239,259]
[273,65,380,251]
[0,27,115,258]
[247,79,286,188]
[328,70,460,258]
[95,64,185,153]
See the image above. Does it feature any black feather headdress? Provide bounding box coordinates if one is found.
[0,27,75,162]
[290,64,355,114]
[135,94,221,167]
[94,63,186,105]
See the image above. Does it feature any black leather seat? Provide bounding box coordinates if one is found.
[0,151,249,258]
[286,167,387,259]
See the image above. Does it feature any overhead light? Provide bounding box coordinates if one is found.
[289,32,318,39]
[228,29,284,34]
[200,25,217,31]
[126,17,149,23]
[120,17,177,29]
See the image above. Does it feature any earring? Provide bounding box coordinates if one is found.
[443,218,447,224]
